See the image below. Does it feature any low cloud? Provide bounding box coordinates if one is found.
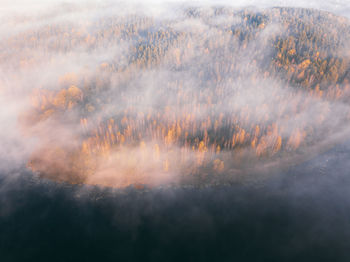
[0,0,349,188]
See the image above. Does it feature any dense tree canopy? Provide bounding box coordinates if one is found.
[6,6,350,187]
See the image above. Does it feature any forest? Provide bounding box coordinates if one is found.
[3,6,349,187]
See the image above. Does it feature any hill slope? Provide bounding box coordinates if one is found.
[4,6,349,187]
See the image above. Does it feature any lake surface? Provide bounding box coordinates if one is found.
[1,140,350,261]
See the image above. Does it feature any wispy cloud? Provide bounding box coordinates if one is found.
[0,0,349,188]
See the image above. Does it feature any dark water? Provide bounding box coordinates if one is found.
[1,142,350,261]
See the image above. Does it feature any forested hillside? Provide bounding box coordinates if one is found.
[3,6,349,187]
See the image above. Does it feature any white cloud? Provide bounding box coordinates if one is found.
[0,0,349,187]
